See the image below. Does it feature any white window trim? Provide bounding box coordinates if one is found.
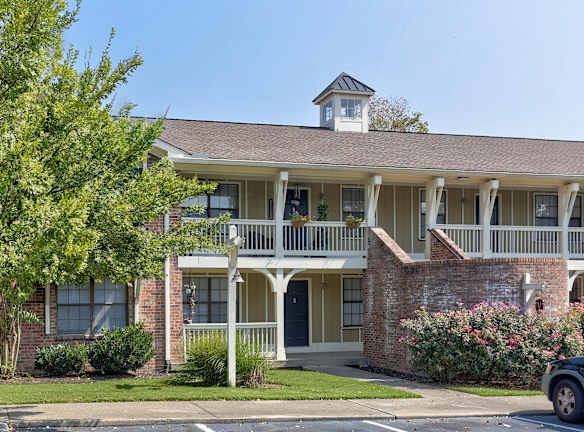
[341,275,363,329]
[418,188,448,241]
[339,185,365,221]
[183,180,242,219]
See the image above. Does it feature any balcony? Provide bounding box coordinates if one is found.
[182,218,368,259]
[438,224,584,259]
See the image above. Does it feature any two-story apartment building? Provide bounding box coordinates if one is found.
[19,73,584,372]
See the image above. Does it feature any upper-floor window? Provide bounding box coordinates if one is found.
[184,183,239,218]
[340,99,361,118]
[419,189,446,240]
[57,278,127,335]
[342,187,365,220]
[323,101,333,122]
[534,194,581,227]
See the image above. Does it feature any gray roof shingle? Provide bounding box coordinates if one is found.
[157,118,584,177]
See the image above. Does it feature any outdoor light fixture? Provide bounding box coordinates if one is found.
[457,176,470,181]
[231,270,245,284]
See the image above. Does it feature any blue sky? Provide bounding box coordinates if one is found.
[65,1,584,140]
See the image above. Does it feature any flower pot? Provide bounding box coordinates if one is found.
[346,222,361,230]
[292,221,305,228]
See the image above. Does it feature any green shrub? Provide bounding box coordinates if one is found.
[401,302,584,387]
[174,331,269,387]
[87,323,155,374]
[35,343,87,376]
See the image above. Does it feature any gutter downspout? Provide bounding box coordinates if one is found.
[164,213,171,373]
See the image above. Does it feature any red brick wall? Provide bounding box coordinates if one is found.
[363,227,569,373]
[430,228,470,260]
[19,208,185,373]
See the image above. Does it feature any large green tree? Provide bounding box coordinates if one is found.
[0,0,225,377]
[368,95,429,133]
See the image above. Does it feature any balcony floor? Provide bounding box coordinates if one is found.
[272,351,366,369]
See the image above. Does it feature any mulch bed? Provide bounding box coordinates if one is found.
[0,369,168,385]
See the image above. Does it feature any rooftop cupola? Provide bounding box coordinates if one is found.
[313,72,375,133]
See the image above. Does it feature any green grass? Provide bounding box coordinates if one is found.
[0,369,420,405]
[450,386,544,397]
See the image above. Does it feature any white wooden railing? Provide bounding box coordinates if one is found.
[569,228,584,258]
[183,322,277,359]
[182,218,367,258]
[283,221,367,256]
[438,224,583,258]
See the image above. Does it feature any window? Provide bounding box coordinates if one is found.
[183,276,236,323]
[534,195,558,226]
[419,189,446,239]
[570,196,582,227]
[57,278,127,335]
[343,278,362,327]
[184,183,239,218]
[534,194,582,227]
[323,101,333,122]
[342,187,365,220]
[340,99,362,118]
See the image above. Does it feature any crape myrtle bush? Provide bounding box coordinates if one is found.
[35,343,87,376]
[401,302,584,386]
[87,323,155,374]
[174,331,269,387]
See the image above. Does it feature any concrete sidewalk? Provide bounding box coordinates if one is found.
[0,366,554,429]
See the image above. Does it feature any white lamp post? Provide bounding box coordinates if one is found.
[227,225,244,387]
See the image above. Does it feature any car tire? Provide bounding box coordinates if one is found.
[553,379,584,423]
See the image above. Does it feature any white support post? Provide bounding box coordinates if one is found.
[424,177,445,258]
[226,225,245,387]
[133,279,141,324]
[163,213,171,372]
[365,175,382,227]
[255,267,305,361]
[274,171,288,258]
[559,183,579,259]
[45,284,51,335]
[479,180,499,258]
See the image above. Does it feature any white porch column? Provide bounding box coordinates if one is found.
[424,177,444,258]
[559,183,579,259]
[255,267,305,361]
[273,171,288,258]
[365,175,382,226]
[479,180,499,258]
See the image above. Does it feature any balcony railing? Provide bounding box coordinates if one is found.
[183,322,277,359]
[438,224,584,258]
[182,218,367,258]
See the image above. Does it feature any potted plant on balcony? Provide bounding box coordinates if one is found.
[345,214,364,230]
[290,211,311,228]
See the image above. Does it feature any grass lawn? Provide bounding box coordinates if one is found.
[450,386,543,397]
[0,369,420,405]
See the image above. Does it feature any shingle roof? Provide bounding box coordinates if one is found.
[157,118,584,177]
[312,72,375,104]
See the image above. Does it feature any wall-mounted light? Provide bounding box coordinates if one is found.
[320,282,327,290]
[457,176,470,181]
[231,270,245,284]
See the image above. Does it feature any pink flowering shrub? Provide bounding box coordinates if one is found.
[401,302,584,386]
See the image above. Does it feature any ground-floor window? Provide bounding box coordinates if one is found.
[343,277,363,327]
[183,276,236,323]
[57,278,127,335]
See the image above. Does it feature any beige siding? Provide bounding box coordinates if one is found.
[394,186,414,253]
[242,272,271,322]
[245,181,267,219]
[377,185,394,238]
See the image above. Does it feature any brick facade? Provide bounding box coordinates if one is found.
[363,227,569,373]
[18,208,185,372]
[430,228,469,260]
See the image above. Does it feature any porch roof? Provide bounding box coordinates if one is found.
[155,118,584,178]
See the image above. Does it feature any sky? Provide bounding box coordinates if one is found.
[64,0,584,141]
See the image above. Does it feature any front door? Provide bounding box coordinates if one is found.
[284,189,309,219]
[284,280,309,347]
